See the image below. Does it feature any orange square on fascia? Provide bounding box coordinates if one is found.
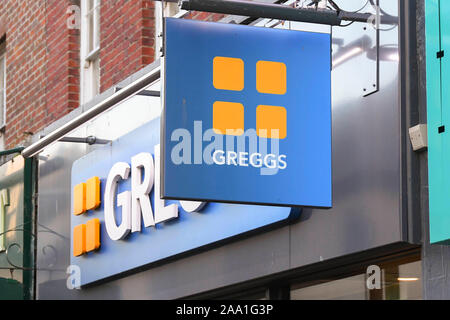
[73,224,86,257]
[73,183,86,215]
[86,218,101,252]
[86,176,101,211]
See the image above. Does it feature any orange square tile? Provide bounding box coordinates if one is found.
[213,57,244,91]
[86,176,101,211]
[73,183,86,215]
[256,60,287,95]
[73,224,86,257]
[86,218,101,252]
[213,101,245,136]
[256,105,287,139]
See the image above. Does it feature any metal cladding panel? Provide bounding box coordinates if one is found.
[289,0,405,267]
[36,0,412,299]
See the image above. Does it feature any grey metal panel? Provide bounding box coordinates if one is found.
[36,0,416,299]
[71,227,289,299]
[399,0,422,245]
[35,62,161,299]
[290,0,403,268]
[36,131,86,300]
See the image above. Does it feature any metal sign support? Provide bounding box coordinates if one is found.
[178,0,398,26]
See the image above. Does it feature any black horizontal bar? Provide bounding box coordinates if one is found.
[180,0,342,25]
[180,0,398,26]
[38,135,111,145]
[57,136,110,145]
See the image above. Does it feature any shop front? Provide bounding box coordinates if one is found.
[0,150,34,300]
[2,0,425,300]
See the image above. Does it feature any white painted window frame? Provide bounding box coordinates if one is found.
[82,0,100,61]
[154,2,189,59]
[80,0,101,104]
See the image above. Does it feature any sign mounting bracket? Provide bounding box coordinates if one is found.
[178,0,398,27]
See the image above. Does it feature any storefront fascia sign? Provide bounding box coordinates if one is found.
[70,118,299,286]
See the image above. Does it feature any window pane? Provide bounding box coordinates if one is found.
[88,10,94,53]
[384,260,422,300]
[291,257,422,300]
[84,0,100,55]
[0,54,5,126]
[291,274,368,300]
[93,3,100,50]
[219,289,267,300]
[0,89,3,126]
[91,58,100,95]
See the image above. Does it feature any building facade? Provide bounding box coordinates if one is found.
[0,0,445,300]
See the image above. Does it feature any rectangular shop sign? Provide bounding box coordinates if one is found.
[162,18,332,208]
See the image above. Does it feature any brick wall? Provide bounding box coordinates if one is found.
[46,0,80,126]
[100,0,155,92]
[185,11,225,22]
[98,2,225,93]
[0,0,46,148]
[0,0,226,149]
[0,0,79,149]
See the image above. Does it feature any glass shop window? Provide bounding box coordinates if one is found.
[291,256,422,300]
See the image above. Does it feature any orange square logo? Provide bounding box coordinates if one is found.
[256,105,287,139]
[213,57,244,91]
[86,176,101,211]
[213,101,245,136]
[256,61,287,95]
[86,218,101,252]
[73,183,86,215]
[73,224,86,257]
